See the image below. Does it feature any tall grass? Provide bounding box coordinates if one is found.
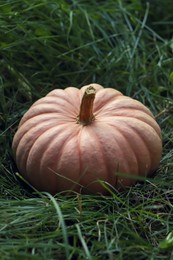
[0,0,173,259]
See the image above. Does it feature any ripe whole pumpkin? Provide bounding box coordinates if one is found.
[12,83,162,194]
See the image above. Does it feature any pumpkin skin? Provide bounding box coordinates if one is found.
[12,83,162,194]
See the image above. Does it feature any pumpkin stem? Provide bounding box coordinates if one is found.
[77,86,96,125]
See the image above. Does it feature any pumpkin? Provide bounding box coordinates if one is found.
[12,83,162,194]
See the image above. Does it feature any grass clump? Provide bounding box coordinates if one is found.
[0,0,173,259]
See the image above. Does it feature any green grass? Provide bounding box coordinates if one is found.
[0,0,173,259]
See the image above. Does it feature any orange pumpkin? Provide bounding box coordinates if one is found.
[12,83,162,194]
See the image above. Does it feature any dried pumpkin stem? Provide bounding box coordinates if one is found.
[77,86,96,125]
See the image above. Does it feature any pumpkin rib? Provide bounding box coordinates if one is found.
[95,97,153,118]
[65,88,81,115]
[15,119,62,174]
[107,119,151,171]
[27,123,74,168]
[39,126,80,192]
[54,126,80,173]
[129,115,161,138]
[105,122,139,177]
[92,121,139,188]
[76,128,82,190]
[18,112,68,130]
[90,123,129,188]
[32,97,78,115]
[25,124,75,191]
[114,118,161,175]
[115,123,151,177]
[46,88,72,103]
[77,125,109,193]
[125,120,162,174]
[83,125,112,192]
[93,89,123,112]
[16,112,70,139]
[48,87,80,113]
[20,103,76,123]
[98,113,161,138]
[55,130,83,193]
[13,114,62,163]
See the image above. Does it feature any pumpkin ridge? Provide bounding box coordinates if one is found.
[55,128,80,171]
[113,119,161,176]
[25,125,77,191]
[90,125,118,188]
[102,110,160,131]
[76,130,82,188]
[25,124,73,171]
[86,126,111,190]
[126,126,153,176]
[22,103,77,121]
[76,127,95,190]
[20,113,70,128]
[123,120,162,174]
[39,127,79,191]
[107,122,139,177]
[76,125,109,193]
[93,92,123,112]
[128,116,161,138]
[48,87,80,114]
[95,97,153,118]
[121,125,150,177]
[64,87,81,106]
[101,114,161,138]
[92,122,138,187]
[47,88,77,104]
[15,119,64,173]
